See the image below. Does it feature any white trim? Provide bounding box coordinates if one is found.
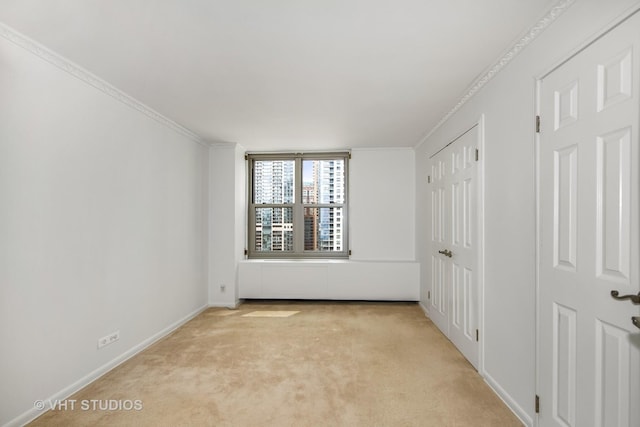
[538,2,640,79]
[351,147,415,152]
[415,0,575,149]
[210,142,239,149]
[427,120,477,158]
[418,301,430,318]
[208,302,241,309]
[4,304,208,427]
[476,115,486,378]
[534,76,543,427]
[238,259,418,264]
[245,149,352,156]
[0,22,206,147]
[484,373,533,427]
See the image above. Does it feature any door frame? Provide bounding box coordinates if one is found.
[534,4,640,425]
[427,115,486,375]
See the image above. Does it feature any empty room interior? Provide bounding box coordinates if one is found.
[1,1,639,426]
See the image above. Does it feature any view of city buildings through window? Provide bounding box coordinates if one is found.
[253,157,345,254]
[253,159,294,251]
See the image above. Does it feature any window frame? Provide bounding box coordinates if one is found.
[247,151,350,259]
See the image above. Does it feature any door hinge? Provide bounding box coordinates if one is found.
[244,153,249,160]
[475,148,479,161]
[535,395,540,413]
[535,115,541,133]
[476,329,479,341]
[427,175,431,183]
[244,249,248,256]
[428,291,431,299]
[348,249,352,256]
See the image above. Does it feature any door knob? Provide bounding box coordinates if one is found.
[438,249,453,258]
[633,317,640,330]
[610,290,640,304]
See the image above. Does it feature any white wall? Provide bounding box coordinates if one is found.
[233,147,420,301]
[350,148,415,261]
[208,143,246,307]
[415,0,640,425]
[0,34,209,425]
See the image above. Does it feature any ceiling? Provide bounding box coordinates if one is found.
[0,0,556,150]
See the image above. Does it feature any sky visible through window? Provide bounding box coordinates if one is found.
[303,161,313,184]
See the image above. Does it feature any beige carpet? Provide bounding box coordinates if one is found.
[30,301,522,426]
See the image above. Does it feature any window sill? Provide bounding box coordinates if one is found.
[240,258,349,263]
[239,259,417,264]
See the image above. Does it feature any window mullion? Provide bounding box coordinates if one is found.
[247,158,255,255]
[293,156,303,253]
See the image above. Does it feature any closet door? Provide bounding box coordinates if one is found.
[429,126,479,369]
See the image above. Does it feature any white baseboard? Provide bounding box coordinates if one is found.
[208,300,240,309]
[483,372,532,427]
[418,301,430,318]
[4,304,208,427]
[418,301,530,426]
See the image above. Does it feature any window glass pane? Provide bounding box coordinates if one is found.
[254,207,294,251]
[254,160,295,204]
[304,207,343,251]
[302,159,345,204]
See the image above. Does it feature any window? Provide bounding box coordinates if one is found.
[247,152,349,259]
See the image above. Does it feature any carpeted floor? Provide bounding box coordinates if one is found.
[29,301,522,426]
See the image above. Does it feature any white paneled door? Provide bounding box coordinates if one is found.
[429,125,479,369]
[538,11,640,427]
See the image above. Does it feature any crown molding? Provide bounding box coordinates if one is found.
[351,146,415,152]
[0,22,206,146]
[210,142,239,149]
[416,0,575,148]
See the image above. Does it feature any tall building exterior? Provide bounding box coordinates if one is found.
[302,182,317,250]
[315,160,344,252]
[253,160,294,251]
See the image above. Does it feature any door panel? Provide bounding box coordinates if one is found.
[594,320,632,427]
[429,126,479,369]
[538,11,640,427]
[596,127,630,281]
[554,144,578,270]
[553,303,577,427]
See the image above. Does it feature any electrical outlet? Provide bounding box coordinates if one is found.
[97,331,120,349]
